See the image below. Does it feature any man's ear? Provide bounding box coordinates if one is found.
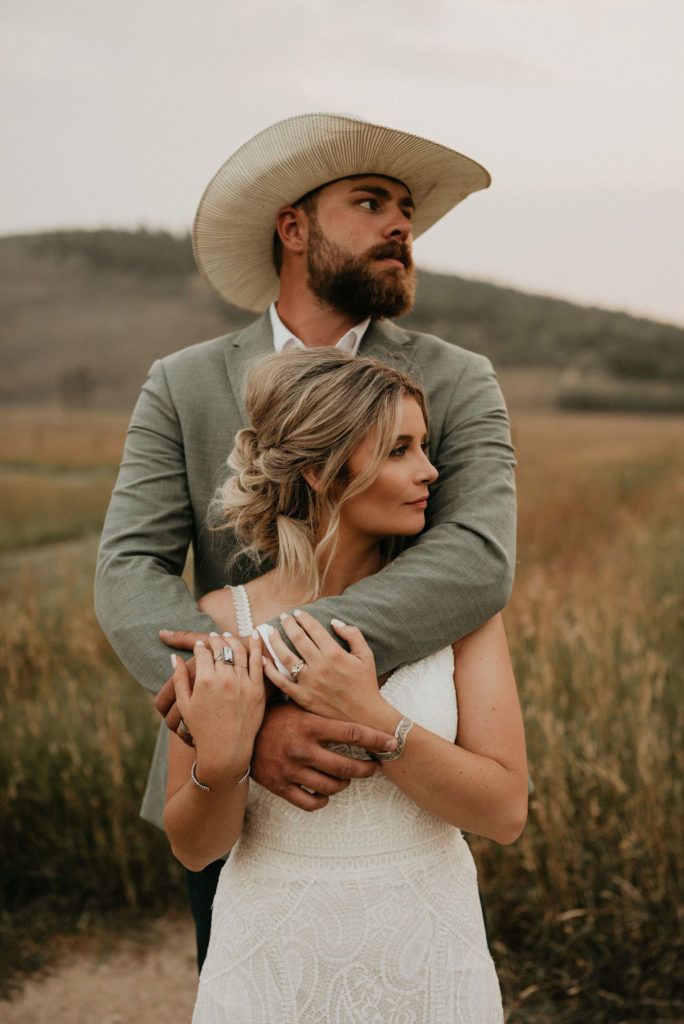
[275,205,308,255]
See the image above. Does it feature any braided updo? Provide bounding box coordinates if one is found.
[212,347,428,599]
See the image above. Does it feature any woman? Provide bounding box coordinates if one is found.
[164,348,527,1023]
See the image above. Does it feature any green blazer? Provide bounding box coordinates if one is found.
[95,313,516,828]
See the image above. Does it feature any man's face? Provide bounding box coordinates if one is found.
[304,175,416,320]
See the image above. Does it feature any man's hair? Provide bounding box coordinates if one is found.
[211,348,429,600]
[272,188,320,276]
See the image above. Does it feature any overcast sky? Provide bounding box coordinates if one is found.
[1,0,682,324]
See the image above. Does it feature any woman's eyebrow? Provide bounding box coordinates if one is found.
[394,433,429,443]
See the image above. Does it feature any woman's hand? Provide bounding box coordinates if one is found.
[173,633,265,786]
[264,610,390,726]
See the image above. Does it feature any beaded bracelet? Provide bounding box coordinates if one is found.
[190,760,250,791]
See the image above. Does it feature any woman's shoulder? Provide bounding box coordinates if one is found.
[197,588,239,634]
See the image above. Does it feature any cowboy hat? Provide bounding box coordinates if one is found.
[192,112,491,313]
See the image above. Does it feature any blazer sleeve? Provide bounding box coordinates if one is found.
[283,352,517,676]
[94,359,216,693]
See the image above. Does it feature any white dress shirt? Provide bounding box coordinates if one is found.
[269,302,370,356]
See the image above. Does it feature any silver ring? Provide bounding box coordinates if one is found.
[178,718,190,737]
[214,646,234,665]
[290,660,305,680]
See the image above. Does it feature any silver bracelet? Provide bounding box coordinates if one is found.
[373,715,414,762]
[190,760,250,791]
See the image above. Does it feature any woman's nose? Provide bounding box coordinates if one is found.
[420,453,438,484]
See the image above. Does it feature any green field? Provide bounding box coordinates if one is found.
[1,406,682,1022]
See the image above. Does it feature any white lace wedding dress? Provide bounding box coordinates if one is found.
[193,588,503,1023]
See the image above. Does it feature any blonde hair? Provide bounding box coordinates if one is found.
[212,347,429,600]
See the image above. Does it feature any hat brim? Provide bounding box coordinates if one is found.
[193,113,491,313]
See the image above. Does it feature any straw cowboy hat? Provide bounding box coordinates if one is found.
[192,112,491,313]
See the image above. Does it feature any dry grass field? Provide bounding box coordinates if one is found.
[0,403,682,1023]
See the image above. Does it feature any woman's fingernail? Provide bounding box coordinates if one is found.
[251,628,259,638]
[331,618,346,628]
[261,656,267,666]
[195,639,205,647]
[293,609,302,617]
[386,738,398,751]
[209,631,219,637]
[222,631,232,638]
[160,629,172,636]
[279,612,289,621]
[170,654,177,668]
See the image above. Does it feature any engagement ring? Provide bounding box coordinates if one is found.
[214,646,234,665]
[291,660,305,680]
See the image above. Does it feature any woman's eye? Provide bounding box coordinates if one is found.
[390,445,407,457]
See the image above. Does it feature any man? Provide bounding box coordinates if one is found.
[95,112,516,968]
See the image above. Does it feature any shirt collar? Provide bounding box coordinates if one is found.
[268,303,370,357]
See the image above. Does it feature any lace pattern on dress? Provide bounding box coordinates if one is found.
[192,645,504,1023]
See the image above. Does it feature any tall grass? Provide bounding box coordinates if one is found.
[1,408,682,1021]
[0,566,184,991]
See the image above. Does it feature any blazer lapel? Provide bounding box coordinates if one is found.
[222,312,274,424]
[360,318,422,377]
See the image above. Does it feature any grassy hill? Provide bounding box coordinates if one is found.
[1,230,682,410]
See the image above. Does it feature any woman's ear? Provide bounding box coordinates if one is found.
[302,466,320,491]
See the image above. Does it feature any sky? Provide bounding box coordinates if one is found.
[1,0,682,324]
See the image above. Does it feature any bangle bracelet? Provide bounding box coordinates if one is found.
[191,760,210,792]
[373,715,414,762]
[190,760,251,792]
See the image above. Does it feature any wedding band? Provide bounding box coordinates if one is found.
[214,646,234,665]
[290,660,305,680]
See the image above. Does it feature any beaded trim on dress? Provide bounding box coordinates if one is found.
[224,584,254,636]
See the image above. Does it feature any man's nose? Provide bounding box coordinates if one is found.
[384,207,412,242]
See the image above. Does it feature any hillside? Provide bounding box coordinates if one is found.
[1,230,682,409]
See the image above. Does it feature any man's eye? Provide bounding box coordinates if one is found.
[359,198,378,210]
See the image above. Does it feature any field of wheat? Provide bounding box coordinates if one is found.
[0,405,682,1023]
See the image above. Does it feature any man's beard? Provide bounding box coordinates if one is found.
[306,216,416,320]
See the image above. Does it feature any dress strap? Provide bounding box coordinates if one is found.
[225,584,255,637]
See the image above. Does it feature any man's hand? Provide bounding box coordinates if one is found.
[251,702,397,812]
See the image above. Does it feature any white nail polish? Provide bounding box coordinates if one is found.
[251,628,259,638]
[195,639,205,647]
[170,654,177,667]
[279,612,289,621]
[209,631,219,637]
[222,631,232,638]
[331,618,346,628]
[293,609,302,617]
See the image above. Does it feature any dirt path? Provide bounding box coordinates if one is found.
[1,917,198,1024]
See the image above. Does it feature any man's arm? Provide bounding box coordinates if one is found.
[280,350,516,675]
[95,358,216,694]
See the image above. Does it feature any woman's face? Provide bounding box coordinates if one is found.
[339,395,438,542]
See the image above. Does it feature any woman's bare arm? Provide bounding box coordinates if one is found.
[265,611,527,845]
[376,615,527,843]
[163,634,265,871]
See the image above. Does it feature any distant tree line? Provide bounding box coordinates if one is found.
[5,229,683,397]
